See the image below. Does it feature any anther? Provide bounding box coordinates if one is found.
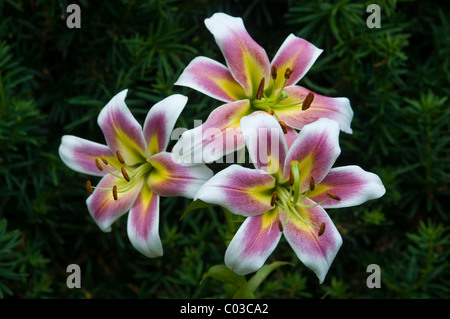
[326,192,341,201]
[278,220,284,232]
[302,92,314,111]
[271,65,278,80]
[271,191,277,207]
[267,110,274,116]
[112,185,118,200]
[289,170,294,186]
[279,121,288,134]
[309,176,315,191]
[85,180,93,194]
[100,155,109,165]
[121,167,130,182]
[95,158,104,171]
[318,222,326,236]
[116,150,125,164]
[284,67,293,80]
[256,78,265,100]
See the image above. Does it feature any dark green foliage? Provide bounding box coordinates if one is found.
[0,0,449,299]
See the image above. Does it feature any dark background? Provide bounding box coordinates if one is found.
[0,0,449,298]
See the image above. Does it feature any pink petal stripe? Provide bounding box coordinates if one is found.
[225,210,282,275]
[308,165,386,209]
[59,135,112,177]
[195,164,275,217]
[171,100,251,165]
[143,94,187,156]
[127,184,163,257]
[270,34,323,89]
[240,111,288,177]
[175,57,247,102]
[86,174,144,232]
[147,152,213,199]
[276,86,353,134]
[97,89,148,165]
[281,200,342,283]
[204,13,270,97]
[284,118,341,190]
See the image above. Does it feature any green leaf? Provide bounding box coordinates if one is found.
[200,264,246,287]
[179,200,213,220]
[233,261,292,299]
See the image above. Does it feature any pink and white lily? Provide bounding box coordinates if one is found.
[173,12,353,164]
[195,113,385,283]
[59,90,213,257]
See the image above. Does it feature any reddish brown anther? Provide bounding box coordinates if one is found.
[100,155,109,165]
[326,192,341,201]
[113,185,118,200]
[95,158,104,171]
[284,67,293,80]
[271,191,277,207]
[309,176,315,191]
[121,167,130,182]
[318,222,326,236]
[271,65,278,80]
[116,150,125,164]
[85,180,93,194]
[256,78,265,100]
[278,220,284,232]
[302,92,314,111]
[279,121,288,134]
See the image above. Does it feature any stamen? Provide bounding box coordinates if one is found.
[318,222,326,236]
[95,158,104,171]
[100,155,109,165]
[271,191,277,207]
[121,167,130,182]
[326,192,341,201]
[289,170,294,186]
[112,185,118,200]
[302,92,314,111]
[256,78,265,100]
[116,150,125,164]
[271,65,278,80]
[278,220,284,232]
[279,121,288,134]
[267,110,274,116]
[309,176,315,191]
[284,67,293,80]
[85,180,93,194]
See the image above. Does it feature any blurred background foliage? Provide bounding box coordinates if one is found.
[0,0,449,299]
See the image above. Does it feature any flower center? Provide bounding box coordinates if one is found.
[271,160,340,236]
[85,150,152,200]
[251,66,315,111]
[250,65,315,133]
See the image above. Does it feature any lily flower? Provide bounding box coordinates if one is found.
[59,90,213,257]
[173,12,353,164]
[195,113,385,283]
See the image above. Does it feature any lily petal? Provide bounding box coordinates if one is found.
[148,152,213,198]
[97,89,148,165]
[270,34,323,89]
[275,86,353,134]
[195,164,275,217]
[225,209,282,275]
[86,174,144,232]
[308,165,386,208]
[59,135,116,177]
[281,200,342,283]
[284,118,341,190]
[241,111,288,177]
[204,13,270,97]
[127,184,163,258]
[143,94,187,156]
[175,57,247,102]
[285,126,298,150]
[172,100,251,165]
